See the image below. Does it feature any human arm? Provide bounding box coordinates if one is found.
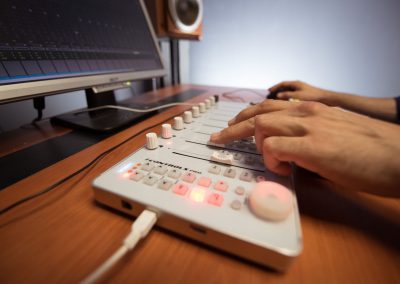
[269,81,398,123]
[210,100,400,197]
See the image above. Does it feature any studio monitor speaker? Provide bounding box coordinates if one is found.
[145,0,203,40]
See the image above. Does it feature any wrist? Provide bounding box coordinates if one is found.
[320,90,341,106]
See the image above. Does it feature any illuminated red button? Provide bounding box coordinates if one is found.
[189,187,207,203]
[208,193,224,206]
[173,183,189,196]
[214,180,228,192]
[182,172,196,183]
[197,177,212,187]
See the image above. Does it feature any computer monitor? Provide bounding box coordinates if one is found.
[0,0,167,131]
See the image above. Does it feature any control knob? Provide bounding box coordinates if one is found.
[204,99,211,109]
[183,111,193,123]
[192,106,200,117]
[146,132,158,150]
[173,116,184,130]
[161,124,172,139]
[199,102,206,113]
[248,181,293,221]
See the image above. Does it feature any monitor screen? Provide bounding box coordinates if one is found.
[0,0,166,103]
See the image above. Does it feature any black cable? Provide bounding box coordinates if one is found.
[32,97,46,123]
[0,109,185,216]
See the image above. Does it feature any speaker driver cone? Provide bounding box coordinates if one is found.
[168,0,203,33]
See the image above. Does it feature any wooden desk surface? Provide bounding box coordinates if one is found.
[0,85,399,284]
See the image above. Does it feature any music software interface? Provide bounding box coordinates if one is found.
[0,0,163,84]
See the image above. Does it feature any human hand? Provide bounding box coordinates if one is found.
[210,100,400,197]
[269,80,336,105]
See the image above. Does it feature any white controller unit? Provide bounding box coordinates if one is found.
[93,99,302,271]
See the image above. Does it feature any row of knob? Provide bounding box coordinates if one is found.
[146,96,217,149]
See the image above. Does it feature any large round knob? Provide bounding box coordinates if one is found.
[248,181,293,221]
[199,102,206,113]
[146,132,158,150]
[192,106,200,117]
[183,111,193,123]
[161,123,172,139]
[173,116,184,130]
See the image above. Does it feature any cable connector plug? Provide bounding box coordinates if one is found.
[123,210,157,249]
[81,210,158,284]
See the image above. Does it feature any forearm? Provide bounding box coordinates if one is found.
[324,91,397,122]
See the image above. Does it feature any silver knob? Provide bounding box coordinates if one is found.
[173,116,184,130]
[161,123,172,139]
[146,132,158,150]
[183,111,193,123]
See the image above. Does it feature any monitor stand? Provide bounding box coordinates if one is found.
[50,88,155,133]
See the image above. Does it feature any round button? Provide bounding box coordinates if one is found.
[235,186,245,195]
[231,200,242,210]
[248,181,293,221]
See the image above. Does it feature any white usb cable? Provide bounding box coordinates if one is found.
[82,102,195,114]
[81,210,158,284]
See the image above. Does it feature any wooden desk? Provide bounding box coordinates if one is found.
[0,85,399,284]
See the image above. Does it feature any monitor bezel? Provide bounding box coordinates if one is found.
[0,0,167,104]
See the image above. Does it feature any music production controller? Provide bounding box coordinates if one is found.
[93,97,303,271]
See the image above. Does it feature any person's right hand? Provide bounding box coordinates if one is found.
[210,100,400,198]
[269,80,336,105]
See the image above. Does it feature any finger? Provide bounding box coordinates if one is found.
[253,112,307,152]
[262,137,298,175]
[263,136,315,173]
[210,117,255,144]
[228,100,293,126]
[276,91,302,100]
[263,147,293,176]
[268,80,300,93]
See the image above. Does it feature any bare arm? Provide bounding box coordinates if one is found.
[269,81,398,122]
[210,100,400,198]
